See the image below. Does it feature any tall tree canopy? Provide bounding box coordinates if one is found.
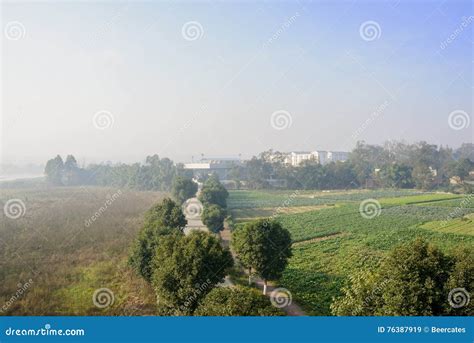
[232,219,292,294]
[331,238,473,316]
[129,198,186,282]
[201,204,226,233]
[152,231,233,315]
[171,176,198,204]
[198,174,229,208]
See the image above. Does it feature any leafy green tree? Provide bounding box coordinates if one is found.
[129,198,187,282]
[195,286,283,316]
[232,219,292,294]
[201,204,226,233]
[332,238,455,316]
[129,226,176,282]
[454,143,474,162]
[152,231,233,314]
[171,176,198,204]
[378,163,414,188]
[63,155,82,186]
[444,248,474,316]
[447,158,473,181]
[198,174,229,208]
[44,155,64,185]
[143,198,187,230]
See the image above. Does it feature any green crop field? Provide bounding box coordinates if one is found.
[228,189,474,315]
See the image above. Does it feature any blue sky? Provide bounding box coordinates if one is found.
[2,0,472,164]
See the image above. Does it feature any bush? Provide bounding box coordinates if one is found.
[195,286,283,316]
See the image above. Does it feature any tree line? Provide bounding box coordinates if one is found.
[44,141,474,192]
[233,142,474,191]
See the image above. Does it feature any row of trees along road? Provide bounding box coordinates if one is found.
[128,197,235,314]
[199,174,229,233]
[129,177,294,314]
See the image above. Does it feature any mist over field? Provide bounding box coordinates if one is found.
[1,0,473,323]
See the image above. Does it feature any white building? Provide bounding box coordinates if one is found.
[282,150,348,166]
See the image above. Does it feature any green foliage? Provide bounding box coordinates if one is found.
[195,286,283,316]
[129,198,186,282]
[444,248,474,316]
[201,204,226,233]
[331,238,473,316]
[151,231,234,314]
[142,198,187,230]
[198,174,229,208]
[171,176,198,204]
[378,163,414,188]
[44,155,64,185]
[232,219,292,283]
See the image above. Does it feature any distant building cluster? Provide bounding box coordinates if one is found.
[283,151,349,166]
[182,150,349,181]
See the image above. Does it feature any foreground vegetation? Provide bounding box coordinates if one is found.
[229,189,474,315]
[0,187,163,315]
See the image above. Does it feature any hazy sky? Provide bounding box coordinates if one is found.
[1,0,472,165]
